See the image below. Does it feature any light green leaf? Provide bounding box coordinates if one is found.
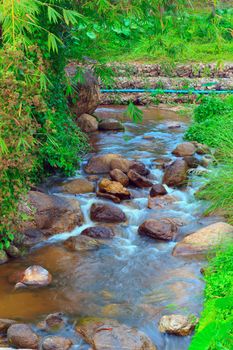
[47,6,62,24]
[86,31,96,39]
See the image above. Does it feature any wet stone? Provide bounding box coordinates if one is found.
[90,203,127,223]
[16,265,52,288]
[7,323,39,349]
[76,318,157,350]
[42,336,73,350]
[81,226,115,239]
[128,170,153,188]
[64,235,103,251]
[159,314,198,336]
[138,219,177,241]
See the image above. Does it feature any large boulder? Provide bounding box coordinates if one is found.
[85,154,121,174]
[110,169,129,187]
[57,178,95,194]
[81,226,115,239]
[7,323,39,349]
[138,219,177,241]
[77,113,98,133]
[15,265,52,288]
[23,191,84,236]
[98,119,124,131]
[64,235,102,251]
[42,336,73,350]
[163,159,188,187]
[128,170,153,188]
[67,67,100,118]
[90,203,127,223]
[173,222,233,256]
[172,142,196,157]
[99,178,130,201]
[158,315,197,336]
[76,318,157,350]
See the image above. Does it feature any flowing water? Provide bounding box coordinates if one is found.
[0,106,220,349]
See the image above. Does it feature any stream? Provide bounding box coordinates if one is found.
[0,106,219,349]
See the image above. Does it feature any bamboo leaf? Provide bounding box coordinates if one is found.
[47,6,62,24]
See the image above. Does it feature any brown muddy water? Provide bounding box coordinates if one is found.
[0,106,219,349]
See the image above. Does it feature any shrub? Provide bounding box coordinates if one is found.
[189,245,233,350]
[193,96,232,123]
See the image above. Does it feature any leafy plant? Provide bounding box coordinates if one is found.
[189,245,233,350]
[124,102,143,123]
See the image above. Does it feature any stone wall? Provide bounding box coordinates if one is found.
[100,62,233,105]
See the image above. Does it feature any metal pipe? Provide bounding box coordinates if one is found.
[100,89,233,94]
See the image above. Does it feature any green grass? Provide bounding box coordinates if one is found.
[186,96,233,349]
[189,246,233,350]
[185,96,233,221]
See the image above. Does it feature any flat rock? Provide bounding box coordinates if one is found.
[81,226,115,239]
[99,178,130,200]
[90,203,127,223]
[57,178,95,194]
[110,169,129,186]
[138,219,177,241]
[77,113,98,133]
[173,222,233,256]
[22,191,84,236]
[85,154,121,174]
[128,170,153,188]
[98,119,124,131]
[64,235,102,251]
[159,314,197,336]
[172,142,196,157]
[76,318,157,350]
[163,159,188,187]
[7,324,39,349]
[42,336,72,350]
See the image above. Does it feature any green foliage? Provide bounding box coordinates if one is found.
[189,245,233,350]
[0,45,43,249]
[194,97,232,123]
[36,77,89,175]
[0,1,89,248]
[185,96,233,149]
[124,102,143,123]
[69,2,233,64]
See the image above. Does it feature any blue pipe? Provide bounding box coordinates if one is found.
[101,89,233,94]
